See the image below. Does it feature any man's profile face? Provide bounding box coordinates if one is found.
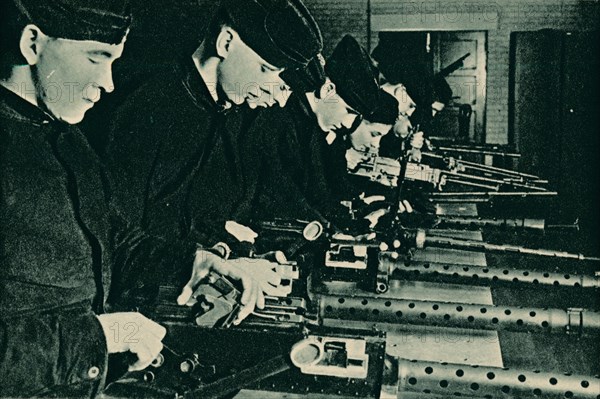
[349,119,391,152]
[393,114,412,138]
[217,31,289,108]
[314,91,358,133]
[381,82,416,117]
[431,101,445,117]
[33,36,125,124]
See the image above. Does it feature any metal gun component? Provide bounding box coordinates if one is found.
[429,190,559,203]
[443,176,498,191]
[430,215,579,232]
[388,358,600,398]
[350,155,446,189]
[350,152,551,193]
[178,353,218,380]
[420,233,600,262]
[439,215,546,230]
[384,256,600,289]
[444,169,549,191]
[258,219,325,258]
[290,336,369,379]
[153,277,241,328]
[318,294,600,335]
[433,144,522,158]
[376,250,391,294]
[425,152,542,181]
[273,263,300,297]
[458,160,547,183]
[321,244,388,293]
[247,296,310,327]
[287,220,324,257]
[437,52,471,77]
[325,244,369,270]
[109,351,290,399]
[330,229,600,263]
[191,271,241,328]
[258,218,320,234]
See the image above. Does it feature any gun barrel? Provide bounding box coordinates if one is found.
[448,171,549,191]
[422,235,600,262]
[392,358,600,399]
[429,191,559,202]
[383,256,600,289]
[434,146,521,158]
[258,219,313,234]
[444,177,499,191]
[436,216,546,231]
[319,294,600,335]
[456,158,542,180]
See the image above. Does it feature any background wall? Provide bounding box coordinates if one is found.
[314,0,599,144]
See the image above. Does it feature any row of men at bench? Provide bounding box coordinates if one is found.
[0,0,451,396]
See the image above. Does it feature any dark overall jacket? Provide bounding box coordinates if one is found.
[0,86,191,397]
[107,58,261,248]
[250,92,355,224]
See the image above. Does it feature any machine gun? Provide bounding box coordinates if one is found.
[349,151,552,195]
[437,52,471,78]
[330,228,600,263]
[252,219,600,267]
[105,250,388,399]
[104,221,600,398]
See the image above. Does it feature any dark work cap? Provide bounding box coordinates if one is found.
[280,53,327,93]
[221,0,322,70]
[433,76,453,104]
[12,0,131,44]
[368,89,399,125]
[325,35,386,122]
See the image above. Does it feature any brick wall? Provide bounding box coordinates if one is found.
[302,0,370,55]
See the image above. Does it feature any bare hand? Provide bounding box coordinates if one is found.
[410,131,424,149]
[346,148,369,170]
[97,312,166,371]
[178,250,284,324]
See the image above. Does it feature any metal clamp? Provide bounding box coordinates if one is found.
[566,308,584,335]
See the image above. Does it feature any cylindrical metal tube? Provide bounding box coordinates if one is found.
[429,197,491,203]
[318,295,600,335]
[444,177,499,191]
[457,158,542,180]
[383,256,600,289]
[430,191,558,198]
[433,146,522,158]
[394,358,600,398]
[422,235,600,262]
[449,171,548,192]
[436,215,546,231]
